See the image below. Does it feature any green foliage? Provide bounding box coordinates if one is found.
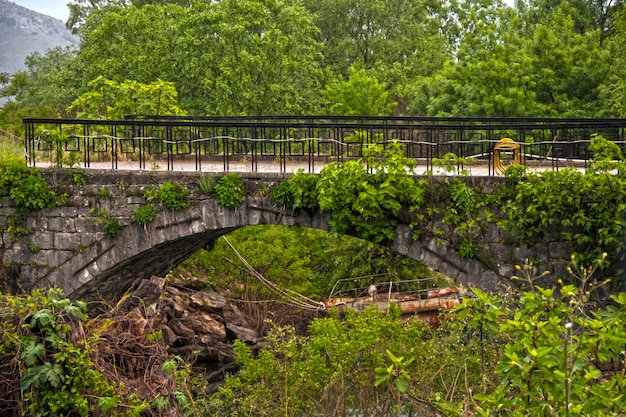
[432,152,477,175]
[91,207,123,238]
[0,135,25,161]
[442,179,486,260]
[214,173,246,209]
[67,76,186,119]
[322,66,397,115]
[457,238,479,259]
[501,166,626,272]
[503,163,528,185]
[158,182,191,210]
[287,170,319,210]
[69,166,87,186]
[0,158,57,211]
[0,288,187,416]
[269,169,319,210]
[303,0,449,108]
[0,289,120,415]
[375,349,415,393]
[413,7,610,117]
[453,258,626,416]
[198,175,217,196]
[268,180,294,208]
[130,182,191,226]
[206,303,496,416]
[75,1,323,115]
[588,133,626,173]
[317,141,426,242]
[174,225,444,329]
[98,187,110,198]
[132,204,158,225]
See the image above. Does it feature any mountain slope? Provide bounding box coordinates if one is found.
[0,0,78,74]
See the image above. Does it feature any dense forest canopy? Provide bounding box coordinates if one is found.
[1,0,626,132]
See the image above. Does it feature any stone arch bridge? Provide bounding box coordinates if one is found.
[0,169,573,302]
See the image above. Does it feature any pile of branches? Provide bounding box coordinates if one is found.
[0,277,182,417]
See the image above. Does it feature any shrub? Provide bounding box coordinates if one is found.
[214,173,246,208]
[91,207,123,238]
[155,182,191,210]
[0,288,187,416]
[133,204,158,225]
[268,181,294,207]
[198,175,217,196]
[0,158,57,210]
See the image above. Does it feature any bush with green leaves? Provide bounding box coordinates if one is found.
[446,258,626,416]
[442,179,486,260]
[0,157,59,210]
[214,173,246,208]
[501,166,626,272]
[145,181,191,211]
[206,304,494,417]
[0,288,159,416]
[132,204,158,225]
[269,169,319,210]
[317,140,427,242]
[268,180,295,208]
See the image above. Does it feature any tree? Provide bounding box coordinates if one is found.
[0,47,82,134]
[199,0,323,114]
[66,0,127,33]
[76,1,323,115]
[302,0,451,111]
[321,66,397,115]
[67,77,185,119]
[77,5,193,99]
[412,7,610,117]
[515,0,625,43]
[412,7,544,117]
[597,9,626,116]
[4,47,82,117]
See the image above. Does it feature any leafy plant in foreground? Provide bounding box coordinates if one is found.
[133,204,158,225]
[206,304,495,417]
[214,173,246,208]
[0,288,153,416]
[448,257,626,416]
[145,181,191,211]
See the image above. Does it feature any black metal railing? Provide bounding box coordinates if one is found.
[23,116,626,175]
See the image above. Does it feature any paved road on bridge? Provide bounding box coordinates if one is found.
[34,158,584,176]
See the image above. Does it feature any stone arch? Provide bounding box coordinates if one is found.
[37,197,333,300]
[36,195,513,301]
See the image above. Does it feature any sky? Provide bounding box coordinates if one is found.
[11,0,70,22]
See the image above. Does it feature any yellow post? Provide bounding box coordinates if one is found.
[493,138,521,174]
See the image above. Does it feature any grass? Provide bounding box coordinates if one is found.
[0,132,25,161]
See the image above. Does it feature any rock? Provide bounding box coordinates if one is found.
[167,318,196,340]
[117,276,166,311]
[146,280,262,376]
[222,303,253,329]
[167,294,186,318]
[226,323,258,344]
[158,324,179,345]
[190,291,227,311]
[181,312,226,338]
